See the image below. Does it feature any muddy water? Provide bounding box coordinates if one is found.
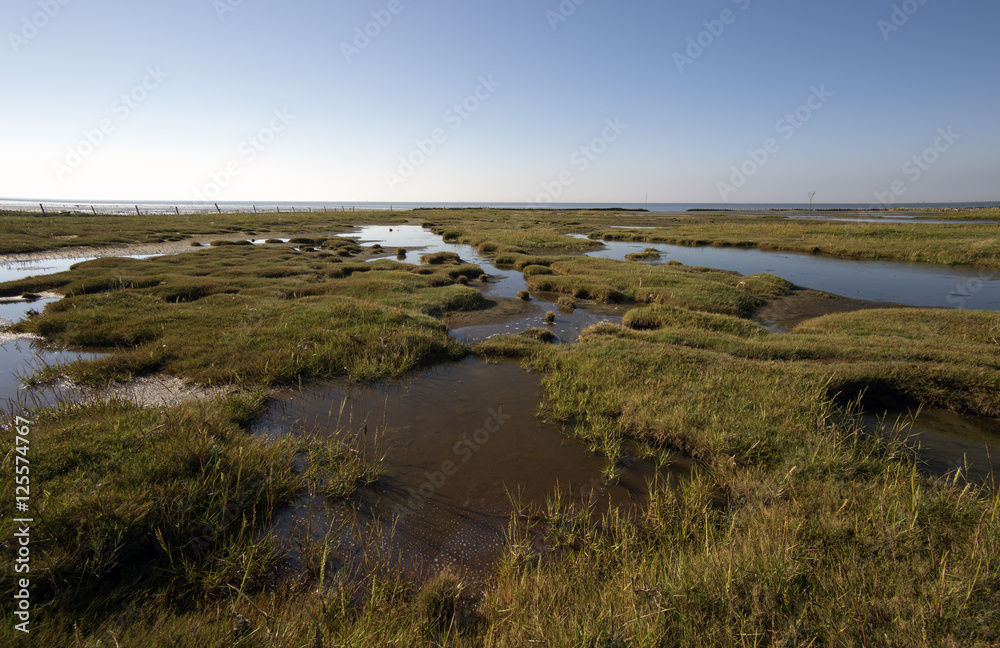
[256,357,677,581]
[862,408,999,485]
[577,236,1000,311]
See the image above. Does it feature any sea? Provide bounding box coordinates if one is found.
[1,199,998,216]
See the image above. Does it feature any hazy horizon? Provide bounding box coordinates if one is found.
[3,0,998,206]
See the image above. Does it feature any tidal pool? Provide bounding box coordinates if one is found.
[256,357,681,581]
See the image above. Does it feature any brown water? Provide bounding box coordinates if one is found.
[862,407,999,485]
[255,357,680,583]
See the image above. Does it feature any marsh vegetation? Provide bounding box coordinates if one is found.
[1,208,998,646]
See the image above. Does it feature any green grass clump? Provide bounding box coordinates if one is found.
[556,295,576,312]
[625,247,662,261]
[522,264,554,276]
[415,569,465,634]
[521,327,556,343]
[209,239,252,246]
[420,251,462,265]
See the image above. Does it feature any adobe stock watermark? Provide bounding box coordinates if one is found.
[673,0,751,73]
[340,0,407,63]
[872,127,960,207]
[878,0,930,41]
[529,117,628,207]
[716,84,833,201]
[385,75,501,192]
[946,270,996,310]
[193,108,295,202]
[396,405,512,521]
[213,0,246,21]
[51,66,169,182]
[8,0,73,54]
[545,0,587,31]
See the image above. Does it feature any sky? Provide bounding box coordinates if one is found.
[1,0,998,205]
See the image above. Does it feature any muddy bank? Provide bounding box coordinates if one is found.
[82,376,235,408]
[754,289,902,332]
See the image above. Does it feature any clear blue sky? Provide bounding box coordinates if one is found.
[2,0,998,204]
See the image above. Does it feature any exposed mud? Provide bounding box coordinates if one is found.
[754,289,903,332]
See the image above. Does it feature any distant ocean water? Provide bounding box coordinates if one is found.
[1,199,998,216]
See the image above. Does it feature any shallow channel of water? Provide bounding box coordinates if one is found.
[0,254,163,284]
[256,357,678,581]
[575,235,999,311]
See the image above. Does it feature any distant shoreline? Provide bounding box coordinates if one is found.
[1,199,998,217]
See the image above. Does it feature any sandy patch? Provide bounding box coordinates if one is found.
[65,376,235,409]
[0,330,43,345]
[0,291,64,303]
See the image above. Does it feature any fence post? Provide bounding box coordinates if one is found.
[39,203,46,215]
[92,206,97,216]
[136,205,141,216]
[253,205,257,214]
[215,203,222,214]
[175,206,180,215]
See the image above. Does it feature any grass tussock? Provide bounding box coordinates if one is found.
[625,247,662,261]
